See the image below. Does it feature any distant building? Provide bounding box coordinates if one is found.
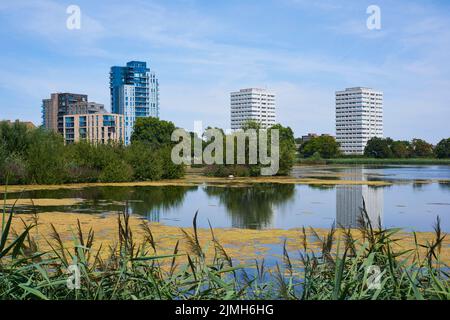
[110,61,159,144]
[67,101,106,115]
[63,113,124,145]
[42,93,88,134]
[335,87,383,155]
[1,120,35,129]
[230,88,276,130]
[299,133,334,144]
[301,133,318,143]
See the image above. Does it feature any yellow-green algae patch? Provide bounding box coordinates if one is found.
[3,198,83,206]
[10,212,449,266]
[1,173,391,193]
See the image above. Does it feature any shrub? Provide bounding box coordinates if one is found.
[98,159,134,182]
[126,142,163,181]
[159,146,185,179]
[0,153,28,184]
[65,163,100,183]
[26,129,67,184]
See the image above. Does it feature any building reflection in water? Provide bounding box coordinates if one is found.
[336,168,384,228]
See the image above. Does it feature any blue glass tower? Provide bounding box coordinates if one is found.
[110,61,159,144]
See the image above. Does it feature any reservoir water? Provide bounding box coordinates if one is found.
[7,165,449,232]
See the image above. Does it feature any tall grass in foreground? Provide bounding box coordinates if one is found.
[0,194,449,300]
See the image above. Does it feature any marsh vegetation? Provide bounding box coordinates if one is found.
[0,192,448,300]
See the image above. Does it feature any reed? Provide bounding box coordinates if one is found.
[0,190,448,300]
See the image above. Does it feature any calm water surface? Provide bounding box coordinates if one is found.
[7,165,450,232]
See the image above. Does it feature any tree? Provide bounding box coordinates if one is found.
[411,138,434,158]
[434,138,450,159]
[125,141,163,181]
[364,137,393,158]
[26,129,67,184]
[390,140,411,158]
[203,123,297,177]
[158,146,185,179]
[0,120,32,156]
[98,159,133,182]
[269,124,297,175]
[131,117,176,148]
[299,135,340,159]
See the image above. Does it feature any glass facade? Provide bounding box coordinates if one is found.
[110,61,159,145]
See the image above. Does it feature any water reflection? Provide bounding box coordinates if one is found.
[438,182,450,191]
[204,184,296,229]
[6,165,449,231]
[13,186,198,222]
[336,168,384,228]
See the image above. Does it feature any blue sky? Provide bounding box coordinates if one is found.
[0,0,449,142]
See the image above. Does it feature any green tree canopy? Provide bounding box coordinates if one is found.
[299,135,341,159]
[411,138,434,157]
[390,140,411,158]
[131,117,176,148]
[434,138,450,159]
[270,124,297,175]
[364,137,393,158]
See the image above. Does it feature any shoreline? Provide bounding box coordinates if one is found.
[1,172,395,193]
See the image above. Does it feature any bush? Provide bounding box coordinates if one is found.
[0,153,28,184]
[98,159,134,182]
[204,164,251,177]
[126,142,163,181]
[159,146,185,179]
[26,129,67,184]
[65,163,100,183]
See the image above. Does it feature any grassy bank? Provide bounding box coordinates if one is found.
[0,197,448,299]
[324,158,450,165]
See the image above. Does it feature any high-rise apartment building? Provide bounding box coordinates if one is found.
[110,61,159,144]
[42,93,88,133]
[63,113,124,145]
[230,88,276,130]
[335,87,383,155]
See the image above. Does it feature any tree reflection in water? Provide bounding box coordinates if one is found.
[15,186,198,222]
[204,184,296,229]
[90,186,199,221]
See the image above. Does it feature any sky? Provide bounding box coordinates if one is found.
[0,0,449,143]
